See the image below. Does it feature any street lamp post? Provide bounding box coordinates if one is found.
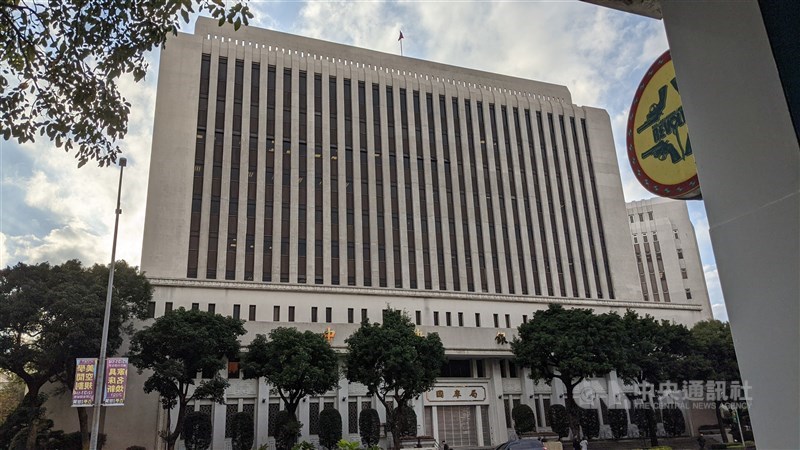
[89,157,127,450]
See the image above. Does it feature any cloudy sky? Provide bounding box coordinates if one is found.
[0,1,727,320]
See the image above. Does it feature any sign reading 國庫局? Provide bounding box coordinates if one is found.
[628,50,701,200]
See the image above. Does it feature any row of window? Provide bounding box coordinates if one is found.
[149,302,531,329]
[632,229,690,302]
[187,54,614,300]
[629,210,654,223]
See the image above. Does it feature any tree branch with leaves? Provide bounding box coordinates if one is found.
[0,0,252,167]
[345,310,445,450]
[512,304,625,439]
[129,308,245,450]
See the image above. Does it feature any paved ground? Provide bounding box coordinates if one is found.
[585,436,712,449]
[460,436,723,450]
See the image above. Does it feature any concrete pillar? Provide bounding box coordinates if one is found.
[661,1,800,448]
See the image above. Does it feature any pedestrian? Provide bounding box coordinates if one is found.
[697,435,706,449]
[572,438,580,450]
[442,440,450,450]
[580,436,588,450]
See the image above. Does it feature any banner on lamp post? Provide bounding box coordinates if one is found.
[71,358,98,407]
[102,357,129,406]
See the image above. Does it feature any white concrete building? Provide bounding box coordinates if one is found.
[626,198,713,319]
[57,19,715,450]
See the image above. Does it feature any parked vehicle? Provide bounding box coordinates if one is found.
[495,438,548,450]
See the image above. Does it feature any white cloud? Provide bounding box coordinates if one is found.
[1,225,106,266]
[703,263,728,321]
[1,60,158,267]
[2,2,725,319]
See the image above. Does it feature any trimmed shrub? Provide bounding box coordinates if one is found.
[548,404,570,439]
[231,411,255,450]
[401,406,417,437]
[608,409,628,439]
[275,410,302,450]
[388,405,417,438]
[183,410,213,450]
[662,407,686,437]
[578,408,599,439]
[319,408,343,450]
[359,408,381,447]
[511,404,536,434]
[631,407,653,437]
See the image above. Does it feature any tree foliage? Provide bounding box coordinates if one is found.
[241,327,339,420]
[358,408,381,448]
[616,310,691,446]
[182,410,212,450]
[0,260,151,449]
[512,304,624,439]
[0,0,252,167]
[679,320,742,443]
[511,404,536,435]
[230,411,254,450]
[129,308,244,450]
[345,309,445,450]
[318,408,342,450]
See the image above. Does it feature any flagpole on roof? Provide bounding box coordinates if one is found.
[398,30,404,56]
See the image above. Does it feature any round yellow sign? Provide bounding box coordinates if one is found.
[628,50,701,199]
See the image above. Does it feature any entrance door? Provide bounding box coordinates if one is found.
[436,405,479,447]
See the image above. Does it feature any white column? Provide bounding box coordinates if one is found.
[661,1,800,447]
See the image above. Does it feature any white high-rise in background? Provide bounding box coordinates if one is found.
[626,198,713,319]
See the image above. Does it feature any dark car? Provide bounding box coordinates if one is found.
[495,438,547,450]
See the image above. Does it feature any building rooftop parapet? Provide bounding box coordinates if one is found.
[192,17,573,104]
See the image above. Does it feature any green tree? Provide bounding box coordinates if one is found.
[678,320,743,443]
[511,304,624,439]
[318,408,342,450]
[0,0,251,167]
[616,310,691,446]
[129,308,245,450]
[0,260,152,450]
[345,309,445,450]
[230,411,254,450]
[241,328,339,422]
[358,408,380,448]
[511,404,536,435]
[182,410,212,450]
